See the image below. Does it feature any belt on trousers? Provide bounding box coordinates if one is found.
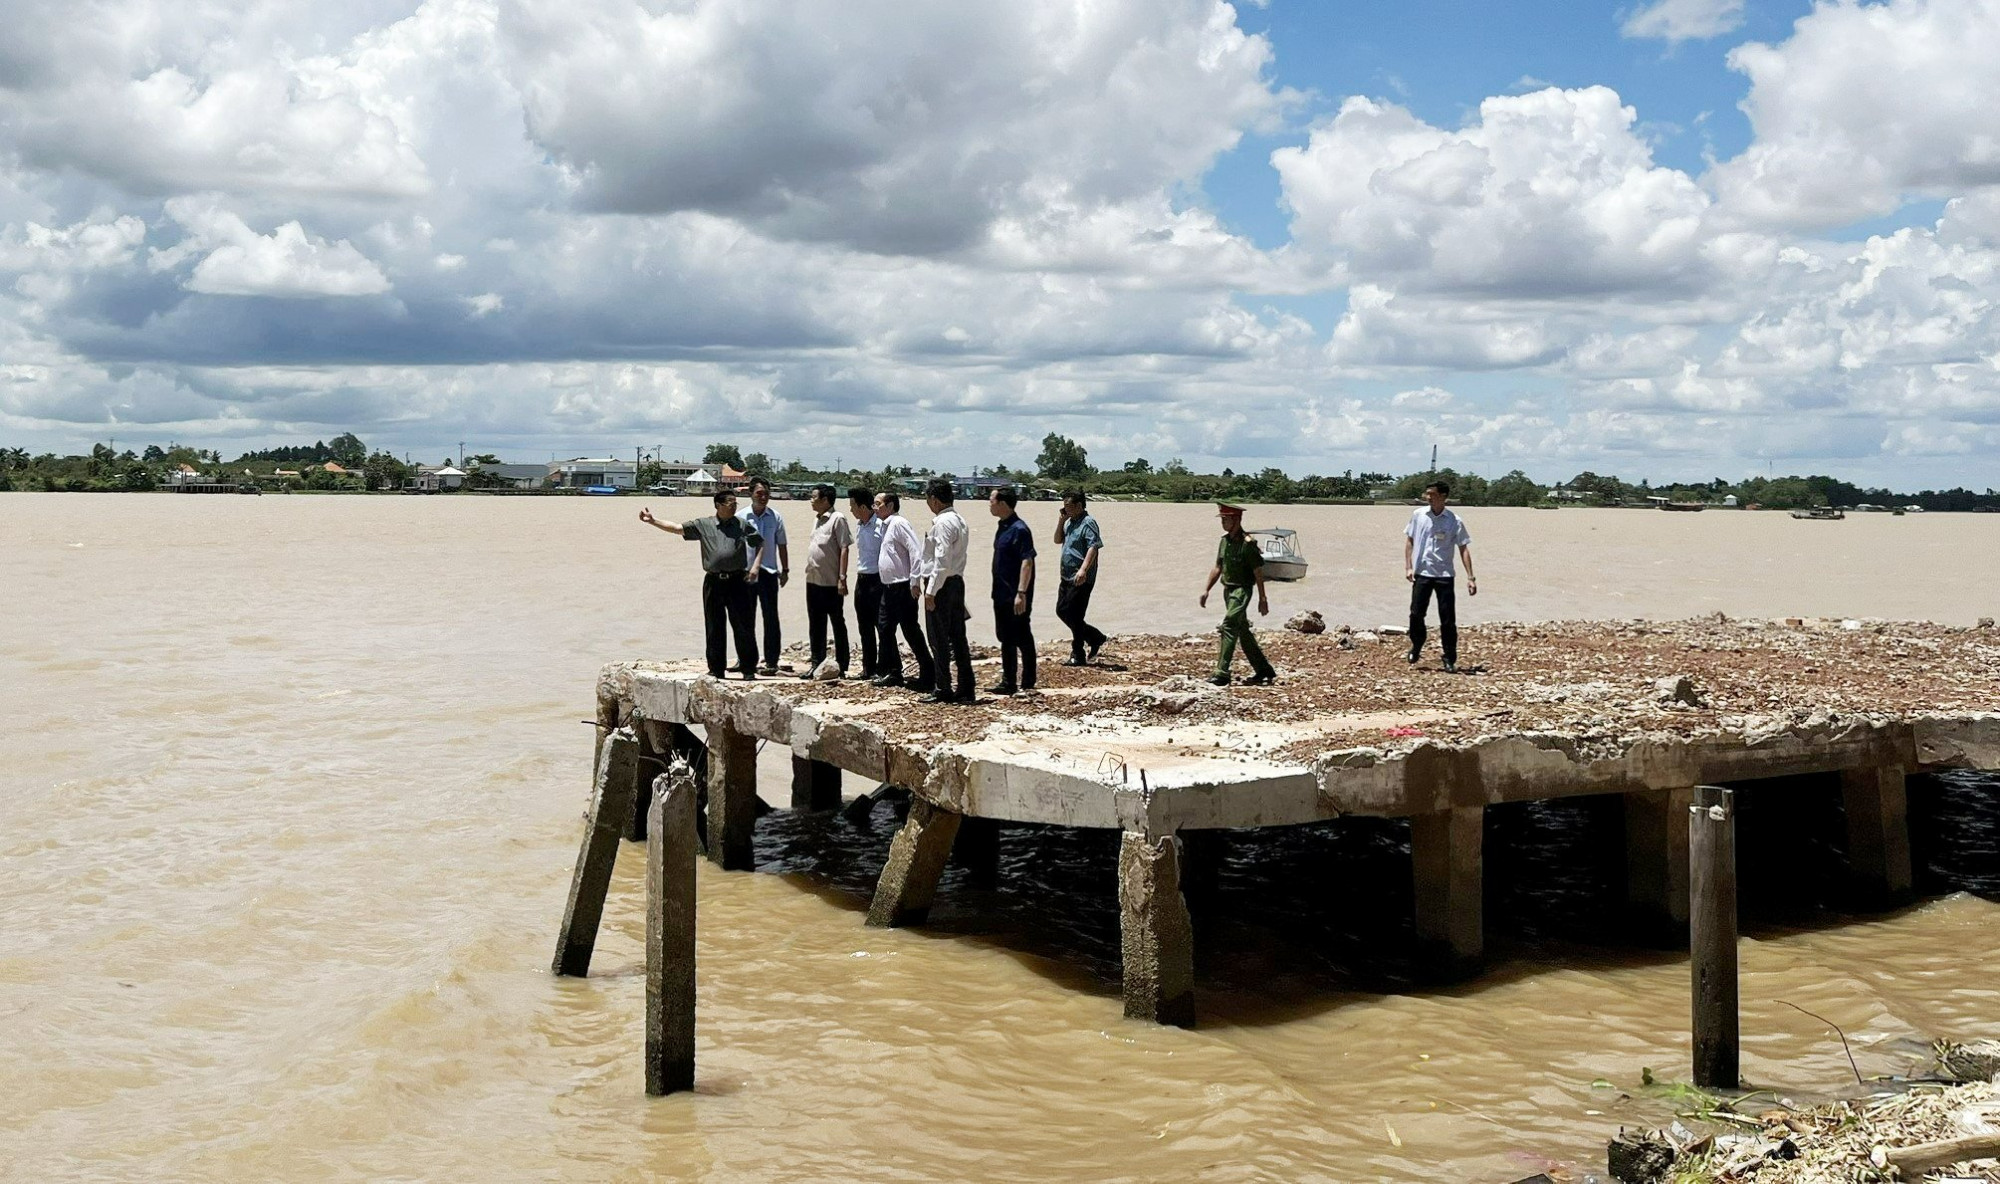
[707,569,747,580]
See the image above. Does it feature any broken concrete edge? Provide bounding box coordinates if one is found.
[597,664,2000,830]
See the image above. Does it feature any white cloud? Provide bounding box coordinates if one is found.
[1,214,149,311]
[0,0,431,200]
[1275,88,1720,300]
[8,0,2000,487]
[1391,385,1455,409]
[1620,0,1745,43]
[156,198,392,298]
[1712,0,2000,230]
[499,0,1288,254]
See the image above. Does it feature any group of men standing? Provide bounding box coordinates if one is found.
[640,471,1480,695]
[643,477,1109,706]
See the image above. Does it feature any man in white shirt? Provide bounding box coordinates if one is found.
[801,483,854,677]
[921,477,975,704]
[1402,479,1478,673]
[848,486,886,679]
[870,490,935,692]
[745,476,789,674]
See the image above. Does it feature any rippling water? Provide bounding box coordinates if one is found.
[3,494,1996,1182]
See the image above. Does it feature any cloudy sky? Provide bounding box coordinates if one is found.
[4,0,2000,486]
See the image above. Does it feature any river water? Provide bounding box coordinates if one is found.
[3,493,1996,1182]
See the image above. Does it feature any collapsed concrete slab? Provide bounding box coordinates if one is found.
[579,619,2000,1024]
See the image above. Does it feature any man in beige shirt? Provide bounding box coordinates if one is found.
[802,483,854,677]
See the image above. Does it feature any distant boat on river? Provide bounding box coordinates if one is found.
[1791,506,1845,520]
[1247,528,1308,581]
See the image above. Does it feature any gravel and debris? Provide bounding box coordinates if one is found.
[1613,1081,2000,1182]
[693,616,2000,763]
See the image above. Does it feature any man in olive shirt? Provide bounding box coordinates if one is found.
[639,491,761,679]
[801,483,853,677]
[1197,502,1276,686]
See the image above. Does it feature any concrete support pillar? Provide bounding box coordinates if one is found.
[704,723,758,871]
[553,729,640,977]
[1690,785,1740,1089]
[1410,806,1484,964]
[1118,831,1196,1028]
[790,754,843,812]
[1626,786,1694,939]
[951,817,1001,888]
[645,762,700,1096]
[1841,765,1913,903]
[866,799,962,927]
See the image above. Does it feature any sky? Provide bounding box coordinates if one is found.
[5,0,2000,488]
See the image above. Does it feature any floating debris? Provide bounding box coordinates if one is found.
[1609,1082,2000,1183]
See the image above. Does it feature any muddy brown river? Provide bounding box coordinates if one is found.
[4,493,1995,1181]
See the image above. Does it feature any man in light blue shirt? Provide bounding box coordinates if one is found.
[1403,479,1477,673]
[849,485,886,678]
[1054,489,1107,665]
[745,476,788,674]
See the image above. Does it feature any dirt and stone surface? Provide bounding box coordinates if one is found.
[659,616,2000,770]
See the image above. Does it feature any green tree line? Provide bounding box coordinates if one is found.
[9,430,2000,511]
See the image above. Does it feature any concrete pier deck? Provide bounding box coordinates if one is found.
[576,616,2000,1025]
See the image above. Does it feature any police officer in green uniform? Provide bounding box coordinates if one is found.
[1199,502,1277,686]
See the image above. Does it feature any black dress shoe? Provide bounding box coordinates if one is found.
[1443,660,1458,674]
[986,682,1017,695]
[1087,638,1104,661]
[1060,657,1087,667]
[736,668,757,680]
[906,680,935,694]
[1244,672,1276,686]
[1405,649,1420,664]
[1208,674,1231,686]
[920,691,952,704]
[871,674,905,688]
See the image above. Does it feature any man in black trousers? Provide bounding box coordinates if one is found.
[800,483,852,677]
[1402,479,1478,673]
[638,492,760,679]
[744,475,789,674]
[920,477,975,704]
[848,485,884,678]
[1054,489,1106,665]
[871,489,935,692]
[986,485,1036,694]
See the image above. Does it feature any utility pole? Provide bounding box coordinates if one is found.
[458,441,465,469]
[1429,444,1437,474]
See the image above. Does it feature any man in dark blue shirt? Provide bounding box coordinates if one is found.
[986,487,1037,694]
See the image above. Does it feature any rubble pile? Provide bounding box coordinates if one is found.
[1610,1081,2000,1183]
[680,616,2000,757]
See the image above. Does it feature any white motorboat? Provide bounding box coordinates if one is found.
[1248,528,1309,581]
